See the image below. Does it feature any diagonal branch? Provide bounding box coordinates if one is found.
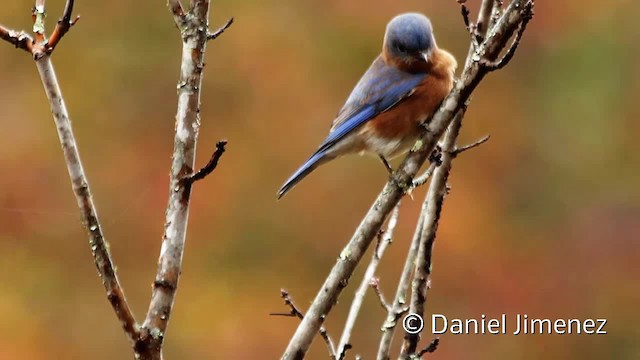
[182,140,228,185]
[480,2,533,71]
[167,0,186,27]
[453,135,490,156]
[281,1,534,359]
[35,55,140,345]
[207,17,234,40]
[4,0,140,345]
[46,0,80,53]
[399,109,466,358]
[273,289,339,360]
[477,0,496,36]
[336,204,401,358]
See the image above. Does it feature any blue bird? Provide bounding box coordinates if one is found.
[277,13,457,199]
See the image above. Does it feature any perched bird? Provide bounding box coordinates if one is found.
[277,13,457,199]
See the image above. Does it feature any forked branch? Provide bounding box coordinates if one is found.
[281,1,534,359]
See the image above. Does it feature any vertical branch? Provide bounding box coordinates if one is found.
[398,110,465,358]
[476,0,495,35]
[375,166,436,360]
[139,1,211,355]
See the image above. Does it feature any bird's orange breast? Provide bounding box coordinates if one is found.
[359,48,457,157]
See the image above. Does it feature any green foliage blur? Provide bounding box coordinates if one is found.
[1,0,638,359]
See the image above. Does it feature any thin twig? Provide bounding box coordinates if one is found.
[369,278,391,312]
[452,135,490,156]
[168,0,186,26]
[46,0,80,53]
[457,1,472,33]
[476,0,495,36]
[336,204,401,358]
[282,2,534,358]
[480,2,533,71]
[416,338,440,357]
[182,140,227,185]
[412,161,437,188]
[207,17,234,40]
[490,1,504,29]
[376,185,429,360]
[273,289,339,360]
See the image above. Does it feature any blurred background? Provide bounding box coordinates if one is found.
[1,0,638,359]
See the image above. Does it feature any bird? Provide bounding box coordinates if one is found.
[277,12,457,199]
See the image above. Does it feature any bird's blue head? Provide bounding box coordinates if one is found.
[383,13,435,65]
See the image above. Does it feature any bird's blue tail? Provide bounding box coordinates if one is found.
[277,151,328,199]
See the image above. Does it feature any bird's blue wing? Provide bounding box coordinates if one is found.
[277,56,427,199]
[317,56,427,153]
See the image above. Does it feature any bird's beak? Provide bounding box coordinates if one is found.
[421,50,431,62]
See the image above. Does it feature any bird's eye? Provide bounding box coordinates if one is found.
[396,43,408,53]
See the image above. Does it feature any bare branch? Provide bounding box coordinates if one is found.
[480,2,533,71]
[273,289,338,360]
[138,1,221,358]
[182,140,227,185]
[376,197,424,360]
[0,25,34,53]
[457,1,472,33]
[282,2,534,358]
[336,204,401,358]
[416,338,440,357]
[9,0,141,346]
[399,109,466,358]
[168,0,186,26]
[369,278,391,312]
[490,1,505,29]
[207,17,234,40]
[477,0,495,36]
[412,161,437,188]
[319,328,339,360]
[46,0,80,53]
[271,289,305,319]
[452,134,490,156]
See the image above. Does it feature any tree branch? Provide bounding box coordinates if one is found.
[336,204,401,358]
[281,1,534,359]
[273,290,339,360]
[0,0,140,345]
[137,1,222,358]
[480,2,533,71]
[182,140,228,185]
[399,109,466,358]
[477,0,495,36]
[207,17,234,40]
[35,50,140,345]
[0,25,34,53]
[416,338,440,357]
[46,0,80,53]
[453,135,490,156]
[3,0,228,359]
